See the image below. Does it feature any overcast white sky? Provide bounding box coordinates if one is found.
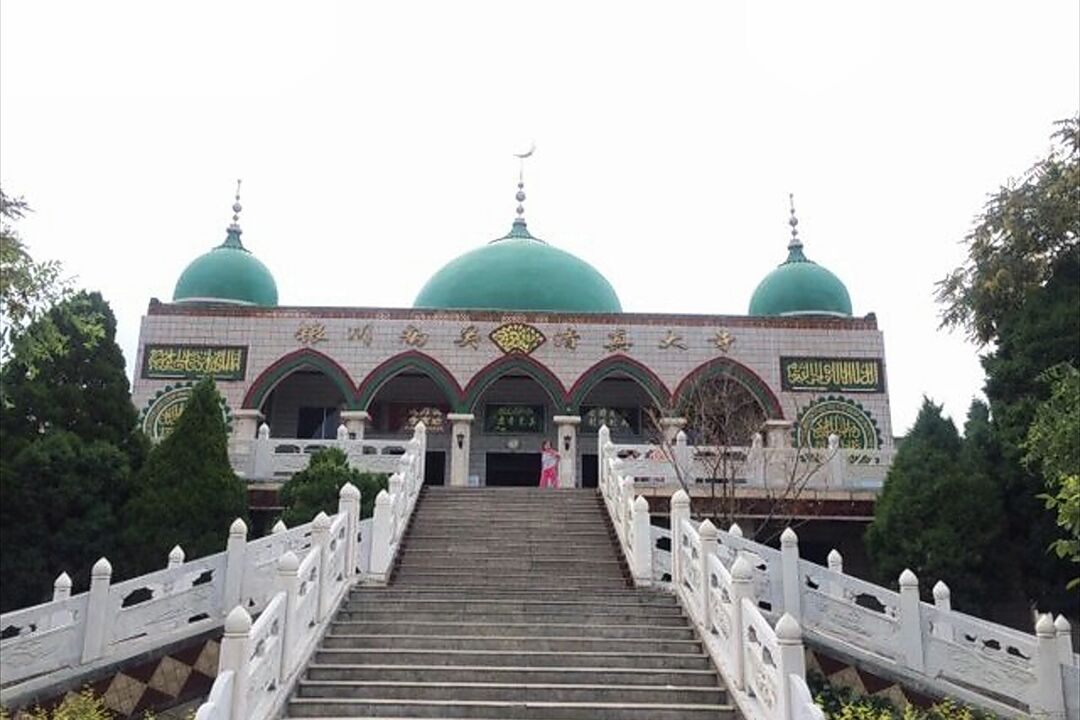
[1,1,1077,434]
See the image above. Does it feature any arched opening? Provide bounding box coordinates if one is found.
[464,358,568,487]
[571,357,670,488]
[243,350,357,439]
[363,369,459,486]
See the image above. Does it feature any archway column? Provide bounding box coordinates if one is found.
[447,413,475,487]
[231,409,264,441]
[553,415,581,489]
[340,410,370,441]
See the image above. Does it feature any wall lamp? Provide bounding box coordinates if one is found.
[456,432,464,450]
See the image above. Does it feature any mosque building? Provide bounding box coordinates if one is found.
[131,171,894,496]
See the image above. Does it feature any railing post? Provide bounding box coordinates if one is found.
[338,482,361,578]
[674,431,692,482]
[826,433,844,487]
[223,518,248,616]
[81,557,112,663]
[1055,615,1074,666]
[748,433,766,485]
[53,572,72,601]
[776,613,808,720]
[271,519,287,534]
[932,581,953,640]
[826,549,844,598]
[898,569,925,672]
[336,423,349,443]
[780,527,801,622]
[619,476,634,543]
[670,490,690,589]
[277,552,300,684]
[631,495,652,586]
[1034,613,1066,719]
[414,421,427,488]
[311,512,331,622]
[253,423,272,479]
[220,606,251,720]
[698,520,718,628]
[598,424,611,491]
[369,489,393,582]
[168,545,185,569]
[729,557,752,691]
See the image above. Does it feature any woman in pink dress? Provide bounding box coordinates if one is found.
[539,440,559,488]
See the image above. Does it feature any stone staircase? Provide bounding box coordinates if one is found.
[285,487,735,719]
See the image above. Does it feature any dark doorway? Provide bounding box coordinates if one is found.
[581,454,598,488]
[424,451,446,486]
[486,453,541,486]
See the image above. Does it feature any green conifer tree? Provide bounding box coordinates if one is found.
[279,447,387,527]
[122,378,247,574]
[866,398,1004,613]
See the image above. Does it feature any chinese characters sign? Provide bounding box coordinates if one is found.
[142,345,247,380]
[582,406,641,435]
[484,404,545,434]
[780,357,883,393]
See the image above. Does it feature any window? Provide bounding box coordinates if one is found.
[296,407,340,439]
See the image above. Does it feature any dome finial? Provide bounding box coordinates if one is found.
[229,179,243,233]
[504,144,536,240]
[788,192,802,251]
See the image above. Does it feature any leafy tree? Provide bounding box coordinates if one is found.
[937,116,1079,344]
[0,188,92,369]
[865,399,1004,612]
[0,291,145,466]
[0,432,131,611]
[279,447,387,527]
[122,378,247,575]
[1024,363,1080,587]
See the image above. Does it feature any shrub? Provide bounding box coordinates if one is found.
[279,447,387,526]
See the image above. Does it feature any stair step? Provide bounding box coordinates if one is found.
[328,621,695,639]
[313,648,713,670]
[321,634,702,654]
[295,680,726,704]
[351,588,663,601]
[339,610,692,625]
[342,599,682,614]
[285,697,735,719]
[304,663,721,687]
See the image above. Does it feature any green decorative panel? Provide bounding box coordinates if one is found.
[795,396,881,449]
[142,344,248,380]
[484,404,545,434]
[780,357,883,393]
[141,383,233,442]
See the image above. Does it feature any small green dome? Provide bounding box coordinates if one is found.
[414,220,622,313]
[749,200,852,317]
[173,228,278,307]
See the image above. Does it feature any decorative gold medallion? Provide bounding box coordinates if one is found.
[553,327,581,351]
[490,323,546,355]
[295,322,327,346]
[454,325,481,350]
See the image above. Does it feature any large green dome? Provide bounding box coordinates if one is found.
[414,219,622,313]
[173,227,278,307]
[748,203,851,317]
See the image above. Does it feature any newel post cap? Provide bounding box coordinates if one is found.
[699,519,718,539]
[776,612,803,642]
[224,605,252,634]
[780,527,798,547]
[339,482,360,500]
[1036,612,1056,637]
[91,557,112,577]
[732,556,753,581]
[932,580,950,601]
[55,572,72,590]
[277,551,299,573]
[671,489,690,509]
[899,568,919,588]
[229,518,248,536]
[313,511,331,530]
